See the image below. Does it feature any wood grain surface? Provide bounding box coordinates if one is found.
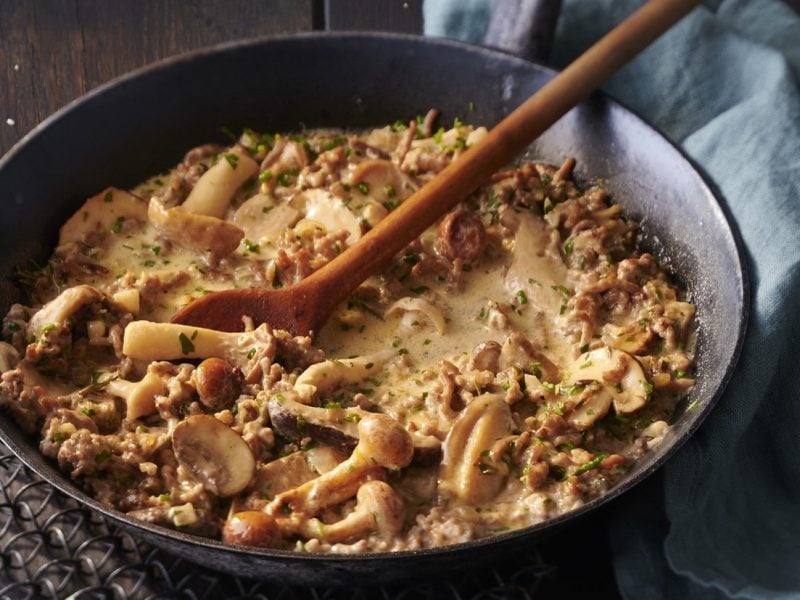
[0,0,313,156]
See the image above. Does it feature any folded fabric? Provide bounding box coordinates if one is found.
[424,1,800,598]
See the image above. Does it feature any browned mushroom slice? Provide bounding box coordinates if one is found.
[148,198,244,257]
[171,414,256,497]
[439,393,514,505]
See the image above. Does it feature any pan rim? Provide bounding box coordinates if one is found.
[0,30,749,574]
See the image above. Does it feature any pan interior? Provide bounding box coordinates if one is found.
[0,33,746,584]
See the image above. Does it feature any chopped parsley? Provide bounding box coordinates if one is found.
[224,152,239,169]
[178,332,196,355]
[574,454,607,476]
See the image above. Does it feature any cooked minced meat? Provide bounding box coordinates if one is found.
[0,115,695,553]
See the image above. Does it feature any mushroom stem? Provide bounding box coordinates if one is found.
[299,480,405,543]
[266,413,413,519]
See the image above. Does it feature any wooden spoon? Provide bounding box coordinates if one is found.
[171,0,700,335]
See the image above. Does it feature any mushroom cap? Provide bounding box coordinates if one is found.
[194,357,242,410]
[355,414,414,470]
[172,414,256,497]
[222,511,281,548]
[354,480,405,535]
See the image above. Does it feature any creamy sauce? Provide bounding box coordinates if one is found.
[0,121,696,553]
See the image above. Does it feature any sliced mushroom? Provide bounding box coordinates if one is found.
[386,297,446,335]
[261,139,309,173]
[232,193,300,243]
[602,322,654,355]
[503,212,569,316]
[266,413,413,518]
[268,394,360,451]
[563,346,651,414]
[300,480,405,543]
[348,159,418,205]
[439,393,513,505]
[29,285,105,334]
[148,198,244,257]
[290,189,362,244]
[293,351,393,402]
[182,145,259,218]
[59,187,147,245]
[172,414,256,497]
[565,381,614,430]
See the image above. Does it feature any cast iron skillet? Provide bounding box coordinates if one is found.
[0,33,748,586]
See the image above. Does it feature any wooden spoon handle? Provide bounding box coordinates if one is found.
[302,0,700,306]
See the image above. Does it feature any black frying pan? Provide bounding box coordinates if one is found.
[0,33,748,586]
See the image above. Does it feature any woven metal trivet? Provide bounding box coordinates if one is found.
[0,444,554,599]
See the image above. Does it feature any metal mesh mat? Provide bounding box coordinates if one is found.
[0,444,554,600]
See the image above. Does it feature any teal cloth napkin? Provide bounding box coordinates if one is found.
[424,1,800,598]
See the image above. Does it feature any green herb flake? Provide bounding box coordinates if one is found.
[643,379,654,395]
[110,216,125,234]
[675,370,689,379]
[357,182,370,195]
[243,239,260,253]
[247,347,257,360]
[516,290,527,305]
[103,191,114,203]
[259,169,273,183]
[563,239,574,255]
[178,332,195,355]
[276,172,294,186]
[574,454,607,476]
[224,153,239,169]
[384,184,396,198]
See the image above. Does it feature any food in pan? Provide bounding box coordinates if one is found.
[0,111,696,553]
